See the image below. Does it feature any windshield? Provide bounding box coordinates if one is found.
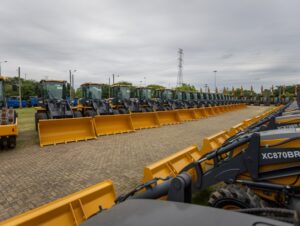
[118,87,130,99]
[192,93,197,100]
[0,81,4,102]
[44,82,64,100]
[83,85,102,99]
[161,90,172,100]
[140,89,153,99]
[176,92,182,100]
[184,92,190,100]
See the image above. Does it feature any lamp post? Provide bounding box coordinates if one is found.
[213,70,217,92]
[69,69,76,98]
[204,84,208,93]
[0,60,8,75]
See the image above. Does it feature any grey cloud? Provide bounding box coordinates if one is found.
[0,0,299,91]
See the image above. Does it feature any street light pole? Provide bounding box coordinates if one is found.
[69,69,76,99]
[213,70,217,92]
[0,60,8,76]
[18,67,22,108]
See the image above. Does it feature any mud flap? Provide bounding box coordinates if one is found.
[38,117,96,147]
[0,180,116,226]
[156,110,181,125]
[131,112,161,129]
[93,114,134,136]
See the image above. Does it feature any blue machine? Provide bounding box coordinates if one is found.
[28,96,38,107]
[7,96,27,108]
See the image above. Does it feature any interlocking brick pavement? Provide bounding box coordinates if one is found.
[0,106,268,221]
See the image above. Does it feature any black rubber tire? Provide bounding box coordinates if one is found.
[84,110,96,117]
[119,108,128,114]
[208,184,267,210]
[7,136,16,149]
[74,111,83,118]
[35,112,48,131]
[146,107,153,112]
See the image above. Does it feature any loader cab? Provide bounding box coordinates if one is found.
[174,91,183,101]
[157,89,174,100]
[112,85,131,101]
[80,83,111,116]
[81,83,103,100]
[136,87,153,100]
[182,91,191,101]
[40,80,67,101]
[35,80,75,131]
[191,92,198,100]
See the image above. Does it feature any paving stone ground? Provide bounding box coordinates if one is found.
[0,106,268,221]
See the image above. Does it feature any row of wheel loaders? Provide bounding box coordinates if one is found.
[3,101,300,225]
[35,80,246,147]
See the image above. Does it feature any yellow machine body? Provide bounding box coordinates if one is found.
[0,119,18,137]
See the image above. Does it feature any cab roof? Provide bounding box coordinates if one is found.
[111,84,132,87]
[81,82,107,86]
[40,80,66,83]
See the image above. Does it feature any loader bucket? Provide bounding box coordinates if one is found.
[229,104,235,111]
[200,131,231,167]
[142,145,201,183]
[131,112,160,130]
[214,106,222,114]
[38,117,96,147]
[228,122,245,136]
[156,110,181,125]
[201,130,231,155]
[205,107,216,116]
[0,180,116,226]
[177,109,197,121]
[222,105,230,112]
[93,114,134,136]
[193,108,207,119]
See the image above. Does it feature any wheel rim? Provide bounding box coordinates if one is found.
[215,198,248,210]
[222,204,241,210]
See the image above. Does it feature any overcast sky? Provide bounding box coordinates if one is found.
[0,0,299,91]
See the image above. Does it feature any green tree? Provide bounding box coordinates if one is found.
[4,77,39,100]
[114,81,132,86]
[175,83,196,92]
[75,88,82,98]
[146,84,165,90]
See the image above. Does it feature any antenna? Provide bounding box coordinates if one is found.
[177,48,183,86]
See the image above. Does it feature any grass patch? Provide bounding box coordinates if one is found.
[16,107,35,132]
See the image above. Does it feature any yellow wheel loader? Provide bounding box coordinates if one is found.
[154,89,176,111]
[117,104,300,210]
[133,87,156,112]
[78,83,112,116]
[35,80,96,147]
[110,85,132,114]
[0,76,18,149]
